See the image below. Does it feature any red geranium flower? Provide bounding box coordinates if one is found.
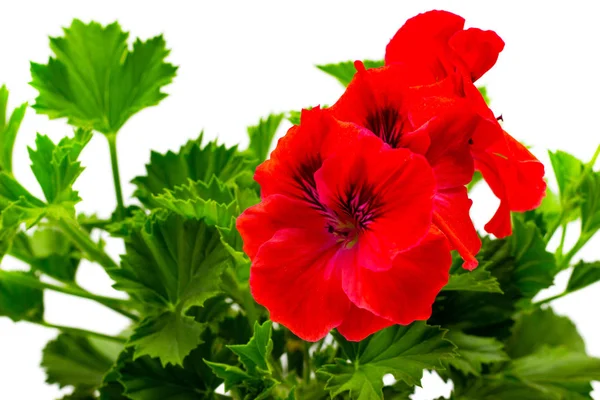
[385,10,546,237]
[237,108,451,341]
[330,62,482,270]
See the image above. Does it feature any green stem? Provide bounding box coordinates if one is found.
[535,292,567,307]
[559,235,591,270]
[0,269,138,321]
[107,133,125,221]
[55,217,118,270]
[220,269,260,326]
[556,224,568,260]
[544,210,565,243]
[36,320,127,343]
[303,341,312,383]
[544,144,600,243]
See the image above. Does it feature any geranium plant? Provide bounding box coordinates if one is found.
[1,10,599,400]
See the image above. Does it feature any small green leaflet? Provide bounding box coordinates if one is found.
[152,176,236,227]
[42,333,123,394]
[547,150,585,224]
[0,85,27,173]
[507,216,556,298]
[28,129,92,206]
[316,59,384,87]
[567,260,600,293]
[30,20,177,135]
[443,256,502,293]
[444,330,509,376]
[132,133,254,207]
[505,307,585,359]
[246,113,284,162]
[318,323,455,400]
[10,228,81,283]
[205,321,280,400]
[579,169,600,236]
[0,270,44,322]
[109,212,232,366]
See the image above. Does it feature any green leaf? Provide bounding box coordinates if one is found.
[109,212,232,366]
[318,323,455,400]
[432,217,555,335]
[205,321,278,400]
[152,176,236,227]
[28,129,92,206]
[443,260,502,294]
[507,216,556,298]
[30,20,177,135]
[246,113,284,162]
[132,133,254,208]
[228,320,273,375]
[579,170,600,236]
[505,307,585,359]
[316,59,384,87]
[103,320,247,400]
[0,270,44,322]
[382,381,414,400]
[444,331,509,376]
[10,228,81,282]
[505,347,600,399]
[42,333,122,392]
[548,150,585,220]
[0,85,27,173]
[567,260,600,293]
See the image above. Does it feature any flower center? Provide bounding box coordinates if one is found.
[365,106,407,148]
[326,183,380,249]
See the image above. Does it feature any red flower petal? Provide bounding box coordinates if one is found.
[336,304,394,342]
[250,228,350,341]
[236,194,325,259]
[385,10,504,83]
[330,63,428,153]
[433,188,481,270]
[474,131,546,237]
[341,229,451,325]
[385,10,466,82]
[255,107,360,201]
[449,28,505,82]
[314,134,435,264]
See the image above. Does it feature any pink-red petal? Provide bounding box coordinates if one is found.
[433,188,481,270]
[250,228,349,341]
[336,304,394,342]
[449,28,505,82]
[341,229,451,325]
[236,194,325,259]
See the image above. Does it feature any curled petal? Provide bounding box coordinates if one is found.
[433,188,481,270]
[341,229,451,325]
[250,228,349,341]
[449,28,505,82]
[474,131,546,237]
[385,10,466,82]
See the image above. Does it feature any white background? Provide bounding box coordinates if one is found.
[0,1,599,398]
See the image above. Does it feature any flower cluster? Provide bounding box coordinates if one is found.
[237,10,546,341]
